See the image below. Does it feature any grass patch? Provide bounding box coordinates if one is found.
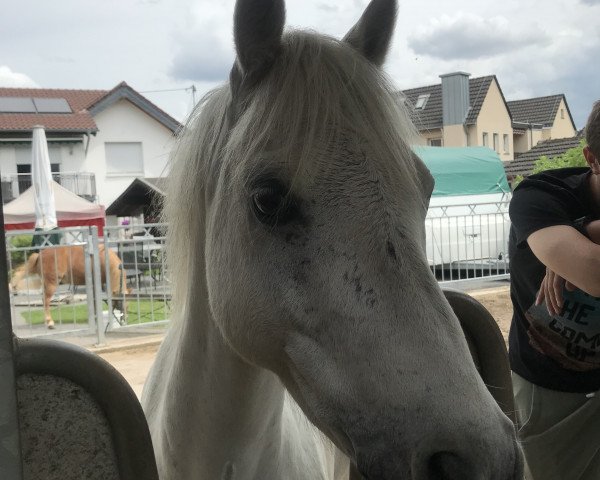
[21,299,170,325]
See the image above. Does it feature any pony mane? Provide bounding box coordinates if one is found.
[163,30,420,321]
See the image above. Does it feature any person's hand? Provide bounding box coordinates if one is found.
[535,267,577,316]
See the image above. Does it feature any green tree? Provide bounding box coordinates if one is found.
[531,139,587,174]
[512,140,587,189]
[9,234,33,267]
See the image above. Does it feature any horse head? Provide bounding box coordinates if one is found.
[163,0,523,478]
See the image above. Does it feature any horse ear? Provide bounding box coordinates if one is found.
[343,0,397,66]
[233,0,286,85]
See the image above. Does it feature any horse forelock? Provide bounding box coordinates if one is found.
[230,31,421,180]
[164,29,426,322]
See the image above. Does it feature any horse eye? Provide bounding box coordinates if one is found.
[251,182,297,226]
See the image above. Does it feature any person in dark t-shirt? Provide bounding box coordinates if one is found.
[508,100,600,480]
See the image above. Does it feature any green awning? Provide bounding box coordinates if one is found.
[414,146,510,197]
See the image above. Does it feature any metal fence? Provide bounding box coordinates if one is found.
[104,223,170,329]
[1,172,97,203]
[6,223,170,344]
[5,204,510,343]
[425,200,511,283]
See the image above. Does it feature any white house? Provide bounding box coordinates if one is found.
[0,82,182,207]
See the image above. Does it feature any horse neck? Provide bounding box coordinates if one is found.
[145,271,291,479]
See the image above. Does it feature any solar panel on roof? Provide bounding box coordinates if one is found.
[0,97,36,113]
[33,98,72,113]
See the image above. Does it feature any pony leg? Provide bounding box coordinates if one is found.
[44,295,55,329]
[43,282,57,329]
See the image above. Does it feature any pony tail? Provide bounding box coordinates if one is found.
[10,252,40,291]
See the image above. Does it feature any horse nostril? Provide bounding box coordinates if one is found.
[427,451,471,479]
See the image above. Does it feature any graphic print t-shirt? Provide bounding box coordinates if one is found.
[508,167,600,393]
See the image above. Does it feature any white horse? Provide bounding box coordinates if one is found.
[142,0,523,478]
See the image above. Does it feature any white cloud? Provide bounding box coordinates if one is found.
[0,0,594,128]
[167,3,234,83]
[169,24,234,82]
[407,13,550,60]
[315,2,339,13]
[0,66,38,88]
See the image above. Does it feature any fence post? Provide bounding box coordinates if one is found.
[104,231,113,326]
[91,227,105,346]
[83,229,96,336]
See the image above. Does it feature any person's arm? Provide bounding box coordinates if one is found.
[528,225,600,298]
[584,219,600,244]
[534,219,600,314]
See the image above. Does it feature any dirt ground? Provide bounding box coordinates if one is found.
[99,346,159,398]
[469,287,513,341]
[99,287,514,398]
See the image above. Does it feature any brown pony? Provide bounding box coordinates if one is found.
[11,245,129,329]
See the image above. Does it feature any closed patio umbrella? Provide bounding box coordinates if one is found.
[31,125,57,230]
[31,125,59,245]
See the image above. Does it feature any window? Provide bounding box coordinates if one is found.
[16,163,60,193]
[561,109,565,119]
[105,142,144,175]
[428,138,442,147]
[493,133,499,152]
[14,145,62,193]
[503,134,509,154]
[482,132,489,147]
[414,94,430,110]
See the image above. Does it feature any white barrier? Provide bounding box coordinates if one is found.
[425,201,511,282]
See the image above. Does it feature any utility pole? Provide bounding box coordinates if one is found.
[191,85,197,107]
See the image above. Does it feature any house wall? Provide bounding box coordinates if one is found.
[83,99,175,206]
[0,140,86,200]
[466,125,478,146]
[541,127,553,141]
[0,142,85,175]
[472,80,513,161]
[549,98,577,139]
[514,128,544,154]
[0,145,17,175]
[513,133,528,154]
[416,128,444,146]
[442,124,467,147]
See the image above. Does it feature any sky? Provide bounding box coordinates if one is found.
[1,0,599,129]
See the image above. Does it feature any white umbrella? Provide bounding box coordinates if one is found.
[31,125,57,230]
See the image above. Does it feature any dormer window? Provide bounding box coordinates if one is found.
[415,94,430,110]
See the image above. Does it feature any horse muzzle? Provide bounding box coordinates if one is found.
[351,416,523,480]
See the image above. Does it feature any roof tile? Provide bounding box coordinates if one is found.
[507,95,565,126]
[504,135,584,177]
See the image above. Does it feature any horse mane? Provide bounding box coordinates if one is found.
[163,30,420,322]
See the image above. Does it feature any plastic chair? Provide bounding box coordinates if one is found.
[443,288,516,424]
[14,337,159,480]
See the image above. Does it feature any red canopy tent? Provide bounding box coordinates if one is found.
[4,180,105,235]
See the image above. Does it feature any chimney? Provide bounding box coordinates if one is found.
[440,72,471,126]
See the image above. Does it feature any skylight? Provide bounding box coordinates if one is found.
[415,94,430,110]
